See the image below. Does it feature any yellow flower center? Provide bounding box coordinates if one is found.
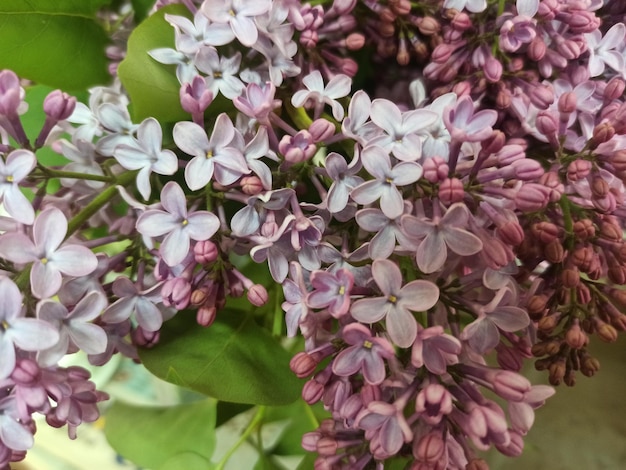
[6,175,14,183]
[182,219,189,226]
[206,150,213,159]
[388,294,397,304]
[338,285,345,295]
[363,340,373,349]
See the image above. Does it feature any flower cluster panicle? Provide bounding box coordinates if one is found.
[0,0,625,467]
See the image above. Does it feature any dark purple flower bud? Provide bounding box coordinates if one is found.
[197,305,217,327]
[161,277,192,310]
[132,326,160,348]
[43,90,76,120]
[514,183,550,211]
[483,57,503,83]
[529,85,554,109]
[194,240,218,264]
[180,76,214,116]
[0,69,22,116]
[290,352,319,378]
[423,157,449,183]
[415,383,453,425]
[309,119,335,142]
[302,378,325,404]
[438,177,464,205]
[240,175,264,195]
[247,284,268,306]
[604,77,626,101]
[11,359,40,386]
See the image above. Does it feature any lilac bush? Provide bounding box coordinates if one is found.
[0,0,625,468]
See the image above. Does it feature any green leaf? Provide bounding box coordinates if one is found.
[264,401,325,456]
[0,5,110,90]
[131,0,157,23]
[159,453,215,470]
[139,309,303,405]
[296,453,317,470]
[117,4,189,123]
[104,399,217,469]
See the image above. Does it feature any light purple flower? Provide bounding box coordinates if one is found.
[0,208,98,299]
[401,203,483,273]
[291,70,352,121]
[173,113,249,190]
[332,323,395,385]
[460,288,531,354]
[195,48,245,99]
[368,99,437,162]
[306,268,354,317]
[112,117,178,200]
[136,181,220,267]
[202,0,272,47]
[586,23,625,77]
[0,277,59,379]
[0,396,34,451]
[351,145,423,220]
[102,277,165,332]
[36,292,108,367]
[324,152,363,214]
[443,0,487,13]
[444,95,497,142]
[411,326,462,374]
[350,259,440,348]
[0,149,36,224]
[355,400,413,457]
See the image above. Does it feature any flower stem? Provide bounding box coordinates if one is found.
[66,170,137,238]
[214,406,266,470]
[38,166,115,183]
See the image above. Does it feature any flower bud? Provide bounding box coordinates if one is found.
[498,220,524,246]
[595,318,618,342]
[240,175,264,195]
[544,239,565,263]
[538,313,561,332]
[565,320,587,349]
[548,358,566,385]
[580,354,600,377]
[290,352,319,378]
[309,118,335,142]
[423,157,449,183]
[561,267,580,288]
[415,432,446,463]
[531,221,560,243]
[466,459,490,470]
[418,16,440,35]
[599,220,623,241]
[604,77,626,101]
[317,436,338,456]
[528,37,547,60]
[11,359,40,385]
[161,277,192,310]
[132,326,160,347]
[558,91,577,114]
[438,177,464,204]
[247,284,268,306]
[44,89,77,120]
[566,159,591,181]
[197,305,217,327]
[527,294,548,319]
[484,58,503,83]
[194,240,218,264]
[573,219,595,240]
[302,379,325,404]
[514,183,550,211]
[591,122,615,147]
[529,85,554,110]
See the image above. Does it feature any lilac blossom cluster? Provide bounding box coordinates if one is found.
[0,0,625,467]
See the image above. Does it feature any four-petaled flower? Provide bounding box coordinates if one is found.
[291,70,352,121]
[350,259,440,347]
[306,267,354,317]
[0,208,98,299]
[136,181,220,267]
[332,323,395,385]
[0,149,36,224]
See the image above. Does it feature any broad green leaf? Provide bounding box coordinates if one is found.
[139,309,302,405]
[159,453,215,470]
[132,0,157,23]
[0,1,111,15]
[117,4,189,122]
[264,401,325,456]
[104,399,217,469]
[0,2,110,90]
[296,453,317,470]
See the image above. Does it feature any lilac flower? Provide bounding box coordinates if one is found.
[0,277,59,379]
[0,208,98,299]
[173,113,249,190]
[351,145,423,220]
[136,182,220,267]
[0,149,36,224]
[291,70,352,121]
[324,152,363,214]
[240,127,275,190]
[332,323,395,385]
[233,81,281,124]
[443,95,497,142]
[401,203,483,273]
[586,23,625,77]
[443,0,487,13]
[95,102,139,156]
[36,292,108,367]
[202,0,272,47]
[58,138,106,191]
[102,277,165,332]
[112,117,178,200]
[342,90,377,144]
[411,326,462,374]
[165,12,213,54]
[355,400,413,458]
[355,205,414,260]
[306,268,353,317]
[195,48,245,99]
[368,99,437,162]
[460,288,531,354]
[281,262,309,337]
[350,259,439,348]
[0,396,33,451]
[148,47,197,84]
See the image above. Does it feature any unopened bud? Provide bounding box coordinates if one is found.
[530,85,554,110]
[599,221,623,241]
[438,177,464,204]
[197,305,217,327]
[604,77,626,101]
[415,432,446,463]
[538,313,561,332]
[527,294,548,319]
[566,159,591,182]
[44,90,77,120]
[573,219,595,240]
[544,239,565,263]
[548,358,566,386]
[591,122,615,147]
[561,267,580,288]
[531,221,561,243]
[565,320,587,349]
[309,118,335,142]
[527,37,546,61]
[558,91,577,114]
[417,16,440,35]
[594,318,618,342]
[194,240,219,264]
[240,176,264,195]
[247,284,268,306]
[290,352,319,378]
[580,353,600,377]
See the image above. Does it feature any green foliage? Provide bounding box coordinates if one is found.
[0,3,110,90]
[131,0,157,23]
[139,309,303,405]
[117,4,189,123]
[104,399,217,469]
